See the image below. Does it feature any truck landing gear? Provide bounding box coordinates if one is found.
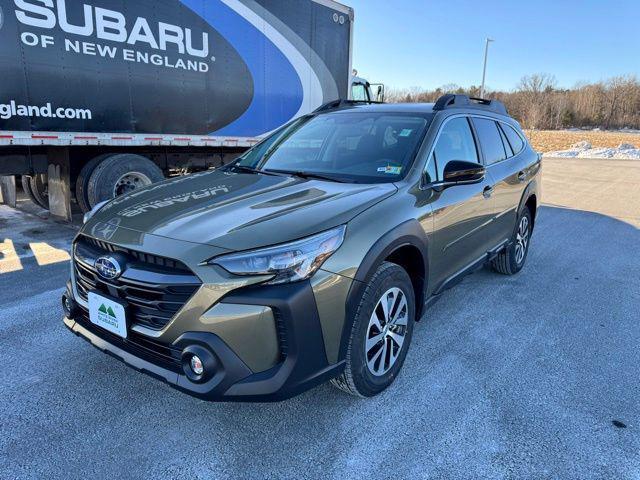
[0,176,17,208]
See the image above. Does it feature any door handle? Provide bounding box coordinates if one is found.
[483,186,494,199]
[517,171,527,182]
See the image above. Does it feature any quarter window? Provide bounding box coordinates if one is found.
[432,117,479,178]
[472,118,507,165]
[498,125,513,157]
[500,123,525,155]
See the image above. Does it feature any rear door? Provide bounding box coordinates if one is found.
[471,118,529,245]
[427,116,496,288]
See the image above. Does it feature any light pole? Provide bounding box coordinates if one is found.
[480,38,494,99]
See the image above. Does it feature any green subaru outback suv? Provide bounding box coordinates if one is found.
[63,95,540,401]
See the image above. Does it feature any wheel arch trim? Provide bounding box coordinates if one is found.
[338,219,429,361]
[518,180,539,228]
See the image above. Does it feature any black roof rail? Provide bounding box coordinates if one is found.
[433,94,508,115]
[313,98,385,113]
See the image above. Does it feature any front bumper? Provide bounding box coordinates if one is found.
[64,281,345,402]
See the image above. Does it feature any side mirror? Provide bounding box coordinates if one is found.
[370,83,385,102]
[423,160,485,190]
[443,160,485,184]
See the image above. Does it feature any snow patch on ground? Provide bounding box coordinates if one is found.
[544,141,640,159]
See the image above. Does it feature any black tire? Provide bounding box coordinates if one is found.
[331,261,416,397]
[491,207,533,275]
[28,174,49,209]
[86,154,164,206]
[21,175,38,206]
[75,154,111,213]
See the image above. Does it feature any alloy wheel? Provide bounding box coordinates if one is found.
[515,215,530,264]
[365,287,409,376]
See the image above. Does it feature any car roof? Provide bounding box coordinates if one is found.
[327,102,437,114]
[316,95,511,119]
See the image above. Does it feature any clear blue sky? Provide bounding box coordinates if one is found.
[348,0,640,91]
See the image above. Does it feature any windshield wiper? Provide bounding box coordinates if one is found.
[227,164,284,177]
[264,169,347,183]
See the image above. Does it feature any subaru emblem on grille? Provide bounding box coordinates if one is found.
[95,256,122,280]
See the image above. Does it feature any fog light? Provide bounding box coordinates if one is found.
[62,293,77,319]
[190,355,204,376]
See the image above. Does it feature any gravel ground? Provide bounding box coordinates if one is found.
[1,159,639,479]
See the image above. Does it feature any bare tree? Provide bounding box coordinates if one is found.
[385,74,640,130]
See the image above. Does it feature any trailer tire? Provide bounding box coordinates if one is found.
[87,154,164,206]
[28,174,49,209]
[21,175,38,206]
[75,154,111,212]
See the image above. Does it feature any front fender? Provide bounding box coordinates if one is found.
[338,219,429,361]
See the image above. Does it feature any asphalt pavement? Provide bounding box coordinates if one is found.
[1,158,639,479]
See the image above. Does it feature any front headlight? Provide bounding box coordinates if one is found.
[82,200,109,224]
[212,225,346,285]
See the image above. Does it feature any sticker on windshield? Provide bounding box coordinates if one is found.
[377,166,403,175]
[398,129,413,137]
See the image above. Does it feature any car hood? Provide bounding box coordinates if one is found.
[85,169,397,251]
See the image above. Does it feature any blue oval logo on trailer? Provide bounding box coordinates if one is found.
[95,256,122,280]
[179,0,306,137]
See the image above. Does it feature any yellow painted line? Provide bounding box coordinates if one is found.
[0,239,23,274]
[28,242,71,266]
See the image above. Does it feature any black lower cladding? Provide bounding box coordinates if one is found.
[218,280,340,401]
[74,311,183,373]
[69,280,342,401]
[177,280,340,401]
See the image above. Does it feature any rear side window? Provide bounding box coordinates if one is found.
[433,117,479,170]
[500,123,525,155]
[472,118,507,165]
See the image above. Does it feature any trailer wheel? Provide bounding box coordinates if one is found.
[87,154,164,206]
[28,174,49,209]
[75,154,111,213]
[21,175,39,207]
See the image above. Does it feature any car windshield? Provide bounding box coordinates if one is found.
[235,111,432,183]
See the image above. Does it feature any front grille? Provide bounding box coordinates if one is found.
[74,313,183,373]
[81,236,191,272]
[73,235,201,331]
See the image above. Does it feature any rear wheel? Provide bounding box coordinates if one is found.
[86,154,164,206]
[75,154,111,213]
[28,174,49,209]
[331,262,415,397]
[491,207,532,275]
[21,175,38,206]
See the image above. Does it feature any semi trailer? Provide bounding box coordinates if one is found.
[0,0,383,220]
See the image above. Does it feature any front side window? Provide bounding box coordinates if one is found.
[237,112,431,183]
[432,117,479,178]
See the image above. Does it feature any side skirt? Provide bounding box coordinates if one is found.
[421,239,510,314]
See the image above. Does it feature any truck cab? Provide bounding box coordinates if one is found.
[351,73,385,103]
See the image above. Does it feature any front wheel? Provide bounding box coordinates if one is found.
[491,207,532,275]
[331,262,415,397]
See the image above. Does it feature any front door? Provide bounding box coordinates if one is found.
[424,116,496,290]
